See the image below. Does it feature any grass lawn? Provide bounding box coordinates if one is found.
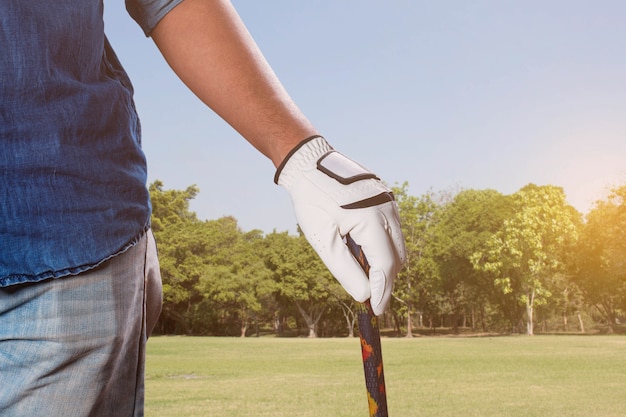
[145,335,626,417]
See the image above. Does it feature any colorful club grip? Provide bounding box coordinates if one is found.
[346,234,388,417]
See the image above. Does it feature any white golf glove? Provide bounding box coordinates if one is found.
[275,136,406,316]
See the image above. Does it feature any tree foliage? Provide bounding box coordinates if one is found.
[433,188,513,332]
[392,183,443,336]
[149,181,625,337]
[471,185,581,335]
[573,185,626,332]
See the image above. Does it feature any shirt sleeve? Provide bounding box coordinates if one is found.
[126,0,186,36]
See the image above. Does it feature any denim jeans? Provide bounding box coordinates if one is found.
[0,231,162,417]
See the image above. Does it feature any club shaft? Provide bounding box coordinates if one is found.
[347,235,388,417]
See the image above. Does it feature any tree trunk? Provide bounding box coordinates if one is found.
[596,302,616,333]
[294,301,324,338]
[479,306,487,332]
[406,311,413,338]
[577,311,585,333]
[400,298,413,337]
[346,313,355,337]
[526,289,535,336]
[240,320,247,338]
[471,307,476,330]
[392,309,402,336]
[338,300,356,337]
[526,310,534,335]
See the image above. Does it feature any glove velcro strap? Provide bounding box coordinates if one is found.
[317,151,379,185]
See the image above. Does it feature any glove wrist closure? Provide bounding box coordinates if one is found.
[274,135,332,188]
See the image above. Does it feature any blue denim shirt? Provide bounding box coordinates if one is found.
[0,0,182,286]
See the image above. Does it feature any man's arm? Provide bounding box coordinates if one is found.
[151,0,316,167]
[150,0,406,316]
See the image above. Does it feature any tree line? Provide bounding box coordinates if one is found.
[149,180,626,337]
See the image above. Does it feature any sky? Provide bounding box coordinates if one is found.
[103,1,626,234]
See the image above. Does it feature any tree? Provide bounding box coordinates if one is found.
[195,222,274,337]
[264,231,337,337]
[392,183,444,336]
[149,181,203,334]
[433,188,513,332]
[149,180,198,233]
[328,282,360,337]
[574,185,626,332]
[471,184,581,335]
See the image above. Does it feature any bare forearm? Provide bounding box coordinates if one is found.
[150,0,318,167]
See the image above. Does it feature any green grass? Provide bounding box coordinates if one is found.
[145,335,626,417]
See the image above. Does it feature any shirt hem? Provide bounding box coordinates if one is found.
[0,224,151,288]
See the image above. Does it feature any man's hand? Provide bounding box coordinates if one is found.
[275,136,406,316]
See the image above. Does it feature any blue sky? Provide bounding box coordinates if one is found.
[103,1,626,234]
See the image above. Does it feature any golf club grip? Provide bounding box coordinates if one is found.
[346,235,389,417]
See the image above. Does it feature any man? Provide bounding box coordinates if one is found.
[0,0,405,415]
